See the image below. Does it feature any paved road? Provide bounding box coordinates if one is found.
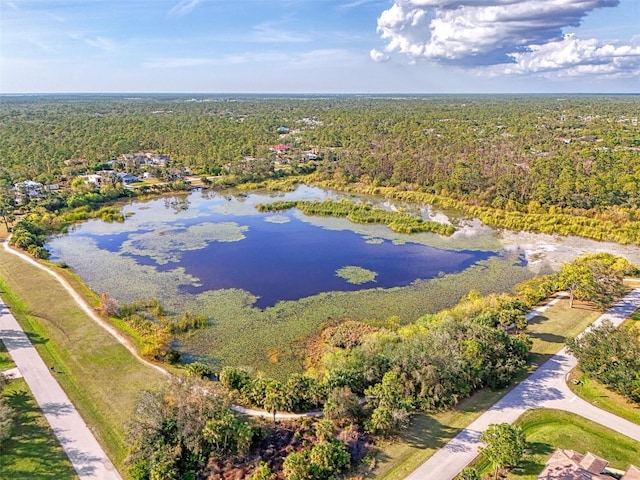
[406,288,640,480]
[0,297,122,479]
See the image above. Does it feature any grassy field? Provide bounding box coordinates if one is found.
[371,296,603,480]
[0,246,168,476]
[471,409,640,479]
[0,378,77,479]
[526,297,601,362]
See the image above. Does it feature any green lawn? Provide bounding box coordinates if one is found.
[371,297,604,480]
[0,378,77,479]
[0,246,168,477]
[526,297,601,361]
[471,409,640,479]
[0,341,15,371]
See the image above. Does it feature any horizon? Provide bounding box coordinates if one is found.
[2,92,639,97]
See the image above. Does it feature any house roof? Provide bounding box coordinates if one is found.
[271,143,292,151]
[579,453,608,474]
[538,450,610,480]
[624,466,640,480]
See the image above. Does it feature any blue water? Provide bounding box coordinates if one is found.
[47,190,498,308]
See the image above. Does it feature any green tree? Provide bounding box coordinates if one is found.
[457,467,480,480]
[323,386,362,424]
[364,371,411,435]
[479,423,527,480]
[0,194,16,231]
[282,449,316,480]
[568,320,640,402]
[248,461,275,480]
[309,440,351,477]
[557,262,595,308]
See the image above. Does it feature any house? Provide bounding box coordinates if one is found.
[14,180,44,198]
[116,172,139,184]
[269,144,292,153]
[79,174,104,187]
[538,449,640,480]
[122,152,170,166]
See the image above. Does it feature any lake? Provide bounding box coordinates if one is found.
[47,186,499,309]
[45,185,640,376]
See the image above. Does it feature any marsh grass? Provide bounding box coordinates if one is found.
[0,247,167,473]
[178,254,534,379]
[336,266,378,285]
[0,378,77,479]
[257,199,456,235]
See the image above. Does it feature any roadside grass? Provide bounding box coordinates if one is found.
[470,409,640,479]
[371,297,602,480]
[0,341,15,371]
[0,378,77,479]
[525,297,601,363]
[371,388,506,480]
[567,314,640,426]
[0,246,168,476]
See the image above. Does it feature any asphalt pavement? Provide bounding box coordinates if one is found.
[405,288,640,480]
[0,297,122,480]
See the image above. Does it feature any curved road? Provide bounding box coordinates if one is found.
[406,288,640,480]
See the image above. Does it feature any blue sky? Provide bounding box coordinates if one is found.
[1,0,639,93]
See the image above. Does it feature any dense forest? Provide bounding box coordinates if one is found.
[1,94,639,213]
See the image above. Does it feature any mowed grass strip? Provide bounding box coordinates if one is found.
[471,409,640,479]
[0,341,15,371]
[372,297,604,480]
[0,246,168,474]
[1,378,78,479]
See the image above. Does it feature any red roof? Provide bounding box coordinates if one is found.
[271,144,292,152]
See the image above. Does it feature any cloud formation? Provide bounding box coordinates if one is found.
[374,0,640,76]
[169,0,203,17]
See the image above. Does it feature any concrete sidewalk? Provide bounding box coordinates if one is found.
[405,289,640,480]
[0,297,122,480]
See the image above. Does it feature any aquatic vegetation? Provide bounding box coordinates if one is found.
[363,236,385,245]
[46,236,202,305]
[264,215,290,224]
[121,222,248,265]
[336,266,378,285]
[257,199,456,236]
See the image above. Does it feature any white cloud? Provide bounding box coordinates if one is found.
[502,34,640,77]
[370,48,390,62]
[373,0,640,76]
[169,0,203,17]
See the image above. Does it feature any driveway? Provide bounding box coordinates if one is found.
[405,288,640,480]
[0,297,122,480]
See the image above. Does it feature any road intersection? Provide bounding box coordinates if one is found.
[406,288,640,480]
